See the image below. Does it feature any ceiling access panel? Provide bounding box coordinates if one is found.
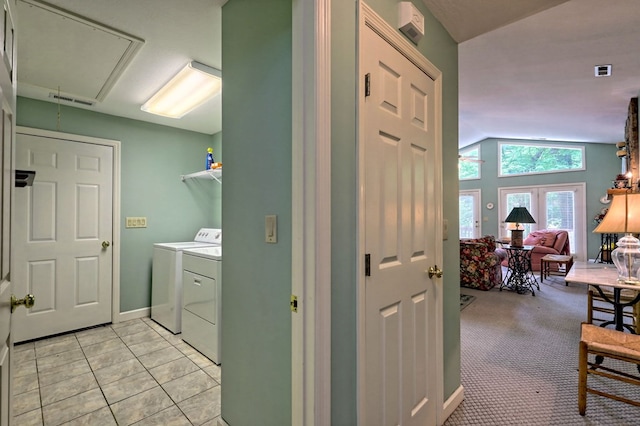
[17,0,144,103]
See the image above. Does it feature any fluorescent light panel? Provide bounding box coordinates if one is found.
[141,61,221,118]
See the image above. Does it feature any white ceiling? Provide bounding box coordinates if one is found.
[443,0,640,147]
[16,0,640,146]
[17,0,224,135]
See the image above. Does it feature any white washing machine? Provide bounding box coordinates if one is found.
[182,246,222,364]
[151,228,222,333]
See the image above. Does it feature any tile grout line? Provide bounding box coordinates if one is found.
[16,318,221,425]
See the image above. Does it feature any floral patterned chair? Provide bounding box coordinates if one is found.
[460,235,506,291]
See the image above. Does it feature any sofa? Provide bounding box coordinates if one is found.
[460,235,507,291]
[499,229,570,271]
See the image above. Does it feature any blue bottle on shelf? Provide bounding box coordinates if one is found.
[206,147,214,170]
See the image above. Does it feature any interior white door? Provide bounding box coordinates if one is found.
[362,24,439,426]
[0,1,17,422]
[0,110,14,426]
[12,133,113,342]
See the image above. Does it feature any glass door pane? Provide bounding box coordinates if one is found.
[459,190,481,238]
[504,192,535,237]
[545,190,575,252]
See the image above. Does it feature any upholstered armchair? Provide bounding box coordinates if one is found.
[460,235,506,291]
[499,229,570,271]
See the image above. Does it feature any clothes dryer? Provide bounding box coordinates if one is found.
[182,246,222,364]
[151,228,221,333]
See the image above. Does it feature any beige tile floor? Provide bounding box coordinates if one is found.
[12,317,221,425]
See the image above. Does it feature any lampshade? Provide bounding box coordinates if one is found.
[141,61,222,119]
[504,207,537,225]
[504,207,536,248]
[593,193,640,283]
[593,193,640,234]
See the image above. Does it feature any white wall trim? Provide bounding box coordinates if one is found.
[442,385,465,421]
[118,307,149,322]
[357,3,444,424]
[15,127,122,326]
[292,0,332,425]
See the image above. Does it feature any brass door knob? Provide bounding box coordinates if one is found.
[427,265,443,279]
[11,294,35,313]
[102,241,110,249]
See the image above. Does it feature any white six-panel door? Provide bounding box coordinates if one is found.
[12,132,114,342]
[0,109,14,426]
[362,21,440,426]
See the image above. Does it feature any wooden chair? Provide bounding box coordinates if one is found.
[587,287,640,334]
[578,323,640,415]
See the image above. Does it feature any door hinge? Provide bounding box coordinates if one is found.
[365,253,371,276]
[290,295,298,313]
[365,73,371,97]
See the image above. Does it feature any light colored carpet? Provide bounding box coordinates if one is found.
[445,275,640,425]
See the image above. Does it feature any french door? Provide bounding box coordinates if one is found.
[499,183,586,260]
[459,190,481,238]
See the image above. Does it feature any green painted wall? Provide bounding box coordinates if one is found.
[459,138,621,258]
[221,0,457,424]
[220,1,292,425]
[16,97,221,312]
[330,2,358,424]
[330,1,460,424]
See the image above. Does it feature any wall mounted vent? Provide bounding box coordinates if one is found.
[49,92,96,107]
[594,64,612,77]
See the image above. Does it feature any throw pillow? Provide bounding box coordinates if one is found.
[524,233,545,246]
[540,231,557,248]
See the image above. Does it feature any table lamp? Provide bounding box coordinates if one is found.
[504,207,536,247]
[593,193,640,283]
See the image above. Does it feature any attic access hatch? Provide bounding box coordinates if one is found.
[17,0,144,104]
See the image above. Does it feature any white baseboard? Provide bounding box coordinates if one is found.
[217,418,229,426]
[442,385,464,424]
[116,307,150,323]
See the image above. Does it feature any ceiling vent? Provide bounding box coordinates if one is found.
[594,64,612,77]
[49,92,96,107]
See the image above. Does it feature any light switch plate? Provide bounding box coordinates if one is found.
[265,215,277,243]
[126,217,147,228]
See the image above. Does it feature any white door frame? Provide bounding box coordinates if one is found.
[357,3,444,424]
[15,127,122,325]
[291,0,331,425]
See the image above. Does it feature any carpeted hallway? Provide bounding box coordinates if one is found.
[445,275,640,425]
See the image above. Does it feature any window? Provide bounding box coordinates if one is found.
[459,147,480,180]
[499,142,584,177]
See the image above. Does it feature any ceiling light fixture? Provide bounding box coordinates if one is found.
[141,61,222,118]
